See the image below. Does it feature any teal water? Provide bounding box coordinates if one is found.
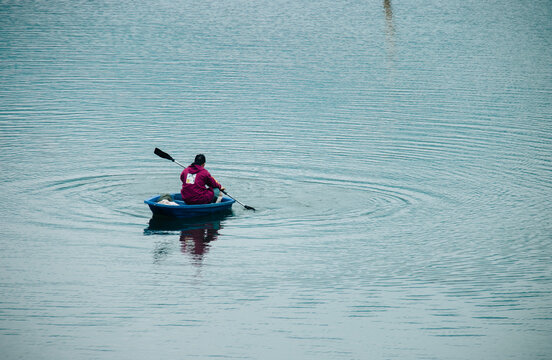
[1,0,551,358]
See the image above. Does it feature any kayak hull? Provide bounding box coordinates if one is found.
[144,193,235,218]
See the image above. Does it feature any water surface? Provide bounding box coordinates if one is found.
[1,0,551,359]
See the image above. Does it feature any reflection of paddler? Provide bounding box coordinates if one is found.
[180,154,225,204]
[180,225,219,257]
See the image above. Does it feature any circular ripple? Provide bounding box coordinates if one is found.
[214,164,448,230]
[15,162,449,233]
[23,171,155,231]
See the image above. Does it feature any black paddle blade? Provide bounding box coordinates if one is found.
[154,148,174,161]
[244,205,256,211]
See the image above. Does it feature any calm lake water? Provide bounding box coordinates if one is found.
[1,0,551,358]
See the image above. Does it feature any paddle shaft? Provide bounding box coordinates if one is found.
[221,190,255,211]
[172,159,187,169]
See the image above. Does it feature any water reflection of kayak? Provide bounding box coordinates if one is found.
[144,193,235,218]
[145,212,231,234]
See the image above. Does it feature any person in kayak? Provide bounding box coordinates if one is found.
[180,154,225,205]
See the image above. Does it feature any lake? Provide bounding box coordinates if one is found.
[1,0,551,358]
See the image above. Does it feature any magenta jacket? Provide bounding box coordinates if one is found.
[180,164,222,205]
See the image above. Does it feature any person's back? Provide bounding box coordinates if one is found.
[180,154,224,205]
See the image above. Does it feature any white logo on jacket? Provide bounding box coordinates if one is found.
[186,173,197,184]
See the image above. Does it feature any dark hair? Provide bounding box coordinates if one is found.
[193,154,206,165]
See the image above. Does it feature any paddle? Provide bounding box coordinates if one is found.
[221,190,256,211]
[153,148,256,211]
[154,147,186,168]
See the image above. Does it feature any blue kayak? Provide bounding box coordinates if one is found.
[144,193,235,218]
